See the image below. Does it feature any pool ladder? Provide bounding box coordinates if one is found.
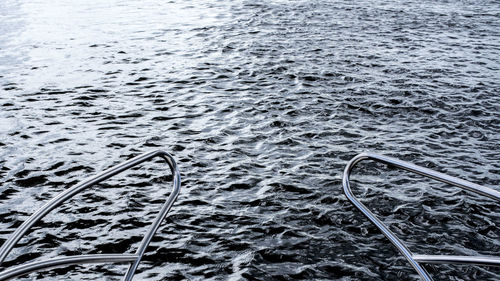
[1,150,497,280]
[0,150,181,281]
[343,153,500,281]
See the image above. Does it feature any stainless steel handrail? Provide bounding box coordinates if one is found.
[413,255,500,266]
[0,150,181,281]
[0,254,138,280]
[342,152,500,281]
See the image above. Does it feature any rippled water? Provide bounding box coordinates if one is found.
[0,0,499,280]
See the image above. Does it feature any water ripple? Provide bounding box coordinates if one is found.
[0,0,499,280]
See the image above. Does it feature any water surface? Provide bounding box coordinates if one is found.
[0,0,499,280]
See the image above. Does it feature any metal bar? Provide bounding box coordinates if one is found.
[122,154,181,281]
[342,152,500,281]
[0,254,138,281]
[347,153,500,201]
[413,255,500,267]
[0,150,181,281]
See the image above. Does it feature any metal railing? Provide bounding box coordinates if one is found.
[342,152,500,281]
[0,150,181,281]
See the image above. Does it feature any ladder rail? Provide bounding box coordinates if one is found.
[342,152,500,281]
[0,254,138,280]
[0,150,181,281]
[413,255,500,267]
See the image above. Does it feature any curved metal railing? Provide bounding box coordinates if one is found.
[342,152,500,281]
[0,150,181,281]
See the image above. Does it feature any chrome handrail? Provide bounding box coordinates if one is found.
[0,254,138,280]
[0,150,181,281]
[342,152,500,281]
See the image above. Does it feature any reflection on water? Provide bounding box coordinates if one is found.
[0,0,499,280]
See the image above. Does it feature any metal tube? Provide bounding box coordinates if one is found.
[357,153,500,201]
[0,150,181,281]
[342,152,500,281]
[413,255,500,267]
[122,154,181,281]
[0,254,138,281]
[343,153,433,281]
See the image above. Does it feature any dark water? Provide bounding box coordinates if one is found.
[0,0,499,280]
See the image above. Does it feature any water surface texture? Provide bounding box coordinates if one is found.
[0,0,499,280]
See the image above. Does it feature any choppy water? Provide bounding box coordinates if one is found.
[0,0,499,280]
